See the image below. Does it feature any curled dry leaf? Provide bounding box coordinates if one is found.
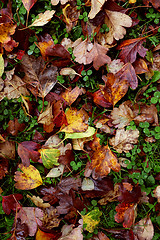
[109,128,139,153]
[60,68,81,78]
[27,195,50,208]
[14,164,43,190]
[29,10,55,27]
[133,217,154,240]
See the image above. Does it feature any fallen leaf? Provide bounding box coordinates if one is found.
[18,141,40,167]
[36,228,61,240]
[62,3,80,32]
[109,128,139,153]
[29,10,55,27]
[17,207,43,236]
[61,86,85,106]
[102,10,132,44]
[111,103,135,128]
[14,164,43,190]
[133,58,149,74]
[0,158,9,179]
[92,90,113,108]
[117,37,147,64]
[0,140,15,159]
[82,208,102,233]
[0,54,4,77]
[60,108,88,133]
[39,148,60,169]
[46,164,65,178]
[115,202,137,228]
[88,0,106,19]
[153,186,160,202]
[37,103,53,125]
[2,194,23,215]
[58,177,81,194]
[7,118,26,136]
[27,195,50,208]
[22,0,37,12]
[133,217,154,240]
[100,73,129,106]
[38,34,55,60]
[60,68,81,79]
[0,23,16,44]
[11,218,29,240]
[65,126,96,140]
[81,178,95,191]
[108,59,124,74]
[59,223,83,240]
[143,0,160,9]
[51,0,69,6]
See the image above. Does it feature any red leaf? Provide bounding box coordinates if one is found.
[18,141,41,167]
[46,44,71,59]
[2,194,23,215]
[117,37,147,64]
[92,90,113,108]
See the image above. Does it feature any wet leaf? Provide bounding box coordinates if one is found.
[2,194,23,215]
[14,164,43,190]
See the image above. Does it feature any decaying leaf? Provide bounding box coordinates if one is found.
[133,217,154,240]
[39,148,60,169]
[0,140,15,159]
[17,207,43,236]
[82,208,102,233]
[109,128,139,153]
[29,10,55,27]
[27,195,50,208]
[0,23,16,44]
[14,164,43,190]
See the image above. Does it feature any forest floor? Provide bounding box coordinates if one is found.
[0,0,160,239]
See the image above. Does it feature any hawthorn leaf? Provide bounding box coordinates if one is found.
[82,208,102,233]
[81,178,95,191]
[88,0,106,19]
[109,128,139,153]
[18,141,40,167]
[2,194,23,215]
[17,207,43,236]
[111,103,135,128]
[14,164,43,190]
[22,0,37,12]
[27,195,50,208]
[133,217,154,240]
[60,108,88,133]
[115,202,137,228]
[117,37,147,64]
[29,10,55,27]
[39,149,60,169]
[0,54,4,77]
[104,10,132,44]
[65,126,95,139]
[46,164,64,178]
[86,42,111,70]
[100,73,129,106]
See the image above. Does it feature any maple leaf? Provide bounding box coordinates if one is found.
[14,164,43,190]
[86,41,111,70]
[117,37,147,64]
[18,141,40,167]
[88,0,106,19]
[29,10,55,27]
[133,217,154,240]
[101,10,132,44]
[82,208,102,233]
[109,128,139,153]
[17,207,43,236]
[100,73,129,106]
[90,137,120,178]
[60,108,88,133]
[2,194,23,215]
[115,202,137,228]
[111,103,135,128]
[22,0,37,12]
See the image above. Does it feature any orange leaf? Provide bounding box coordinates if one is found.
[36,228,60,240]
[61,86,85,106]
[0,23,16,44]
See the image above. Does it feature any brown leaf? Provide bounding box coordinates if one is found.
[0,23,16,44]
[133,58,149,74]
[42,206,61,230]
[100,73,129,106]
[133,217,154,240]
[7,118,26,136]
[0,140,15,159]
[27,195,50,208]
[17,207,43,236]
[109,128,139,153]
[117,37,147,64]
[0,158,9,179]
[86,41,111,70]
[143,0,160,9]
[92,90,113,108]
[58,177,81,194]
[63,3,80,32]
[61,86,85,106]
[38,34,55,60]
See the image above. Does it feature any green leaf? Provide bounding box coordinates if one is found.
[65,126,95,139]
[40,149,60,169]
[152,71,160,82]
[82,208,102,233]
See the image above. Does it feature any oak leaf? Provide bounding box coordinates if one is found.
[29,10,55,27]
[14,164,43,190]
[100,73,129,106]
[88,0,106,19]
[111,103,135,128]
[109,128,139,153]
[102,10,132,44]
[133,217,154,240]
[117,37,147,64]
[22,0,37,12]
[17,207,43,236]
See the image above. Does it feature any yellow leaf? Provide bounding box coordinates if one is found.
[129,0,136,3]
[0,54,4,77]
[82,208,102,233]
[14,164,43,190]
[39,148,60,169]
